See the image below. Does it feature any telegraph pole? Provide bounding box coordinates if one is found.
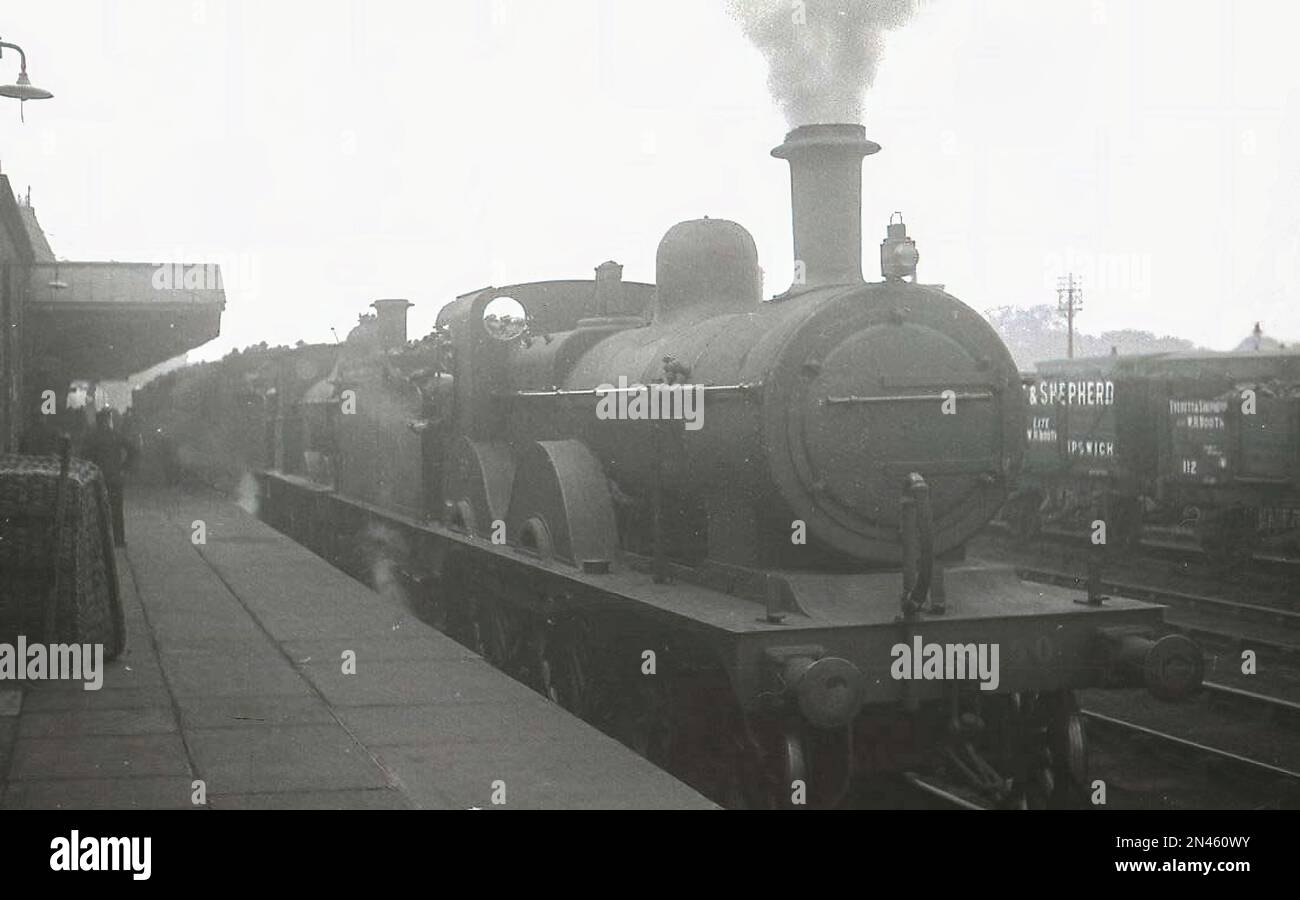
[1057,274,1084,359]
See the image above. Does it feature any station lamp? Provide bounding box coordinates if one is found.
[0,37,53,119]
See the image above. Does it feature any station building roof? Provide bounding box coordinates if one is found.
[16,193,224,380]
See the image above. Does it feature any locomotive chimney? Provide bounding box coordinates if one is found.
[371,298,413,350]
[771,123,880,294]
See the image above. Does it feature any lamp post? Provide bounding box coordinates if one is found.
[0,37,53,119]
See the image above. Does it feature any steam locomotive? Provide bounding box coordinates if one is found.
[1008,349,1300,566]
[135,124,1203,808]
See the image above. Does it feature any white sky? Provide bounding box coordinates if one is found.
[3,0,1299,361]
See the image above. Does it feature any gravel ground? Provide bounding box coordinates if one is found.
[1079,686,1300,810]
[1080,688,1300,772]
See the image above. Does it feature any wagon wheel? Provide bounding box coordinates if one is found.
[532,614,596,718]
[1009,489,1044,542]
[474,594,525,672]
[669,668,774,809]
[611,671,677,770]
[1046,694,1089,807]
[718,722,813,810]
[406,542,452,631]
[443,598,473,649]
[1004,691,1087,809]
[443,579,513,666]
[412,572,449,632]
[776,728,810,808]
[713,727,771,810]
[440,562,479,649]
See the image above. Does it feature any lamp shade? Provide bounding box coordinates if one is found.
[0,71,53,100]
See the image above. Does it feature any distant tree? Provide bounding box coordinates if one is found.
[984,304,1199,369]
[983,305,1069,370]
[1231,321,1292,352]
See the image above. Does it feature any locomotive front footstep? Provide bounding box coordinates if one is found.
[136,122,1204,809]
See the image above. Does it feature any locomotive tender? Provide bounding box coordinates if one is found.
[139,124,1203,808]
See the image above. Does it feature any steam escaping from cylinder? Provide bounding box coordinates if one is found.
[363,521,413,613]
[236,471,261,517]
[726,0,917,126]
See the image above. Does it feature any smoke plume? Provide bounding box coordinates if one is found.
[727,0,917,126]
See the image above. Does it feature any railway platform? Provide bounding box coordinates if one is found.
[0,485,714,810]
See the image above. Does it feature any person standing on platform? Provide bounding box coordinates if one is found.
[84,408,137,547]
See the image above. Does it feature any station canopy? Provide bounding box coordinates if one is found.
[20,202,224,380]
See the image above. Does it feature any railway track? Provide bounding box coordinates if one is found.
[1016,565,1300,628]
[1005,553,1300,805]
[1139,529,1300,576]
[1082,709,1300,808]
[900,773,986,810]
[895,692,1300,811]
[991,519,1300,574]
[1200,681,1300,730]
[1013,565,1300,661]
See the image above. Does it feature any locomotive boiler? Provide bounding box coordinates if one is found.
[471,124,1019,572]
[140,124,1204,809]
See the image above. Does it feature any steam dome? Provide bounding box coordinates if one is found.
[654,218,760,321]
